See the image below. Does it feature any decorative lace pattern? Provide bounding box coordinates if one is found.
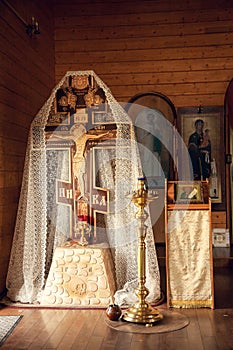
[6,71,161,305]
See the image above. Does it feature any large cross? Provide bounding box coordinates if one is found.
[53,141,112,243]
[49,129,116,243]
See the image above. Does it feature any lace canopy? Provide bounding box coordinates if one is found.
[6,71,161,305]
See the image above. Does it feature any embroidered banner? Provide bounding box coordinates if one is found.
[166,210,214,308]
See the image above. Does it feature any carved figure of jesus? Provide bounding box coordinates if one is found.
[72,128,110,198]
[48,124,110,198]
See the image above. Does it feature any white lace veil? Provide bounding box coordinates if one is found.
[6,71,161,305]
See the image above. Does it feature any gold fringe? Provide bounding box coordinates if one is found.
[170,299,213,309]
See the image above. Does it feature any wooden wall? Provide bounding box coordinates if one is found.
[0,0,55,294]
[54,0,233,107]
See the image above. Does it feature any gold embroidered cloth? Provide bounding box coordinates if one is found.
[167,210,214,308]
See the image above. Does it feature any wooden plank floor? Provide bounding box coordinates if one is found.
[0,305,233,349]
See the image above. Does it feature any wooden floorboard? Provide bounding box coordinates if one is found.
[1,305,233,349]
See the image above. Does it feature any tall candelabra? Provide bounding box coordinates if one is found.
[122,177,163,325]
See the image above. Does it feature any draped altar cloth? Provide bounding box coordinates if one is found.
[6,71,161,306]
[166,210,214,308]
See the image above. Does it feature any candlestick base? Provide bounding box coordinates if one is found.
[77,236,89,246]
[122,302,163,325]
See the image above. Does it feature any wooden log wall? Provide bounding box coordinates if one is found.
[0,0,55,295]
[54,0,233,107]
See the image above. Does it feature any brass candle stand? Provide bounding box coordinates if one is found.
[122,177,163,325]
[75,221,91,246]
